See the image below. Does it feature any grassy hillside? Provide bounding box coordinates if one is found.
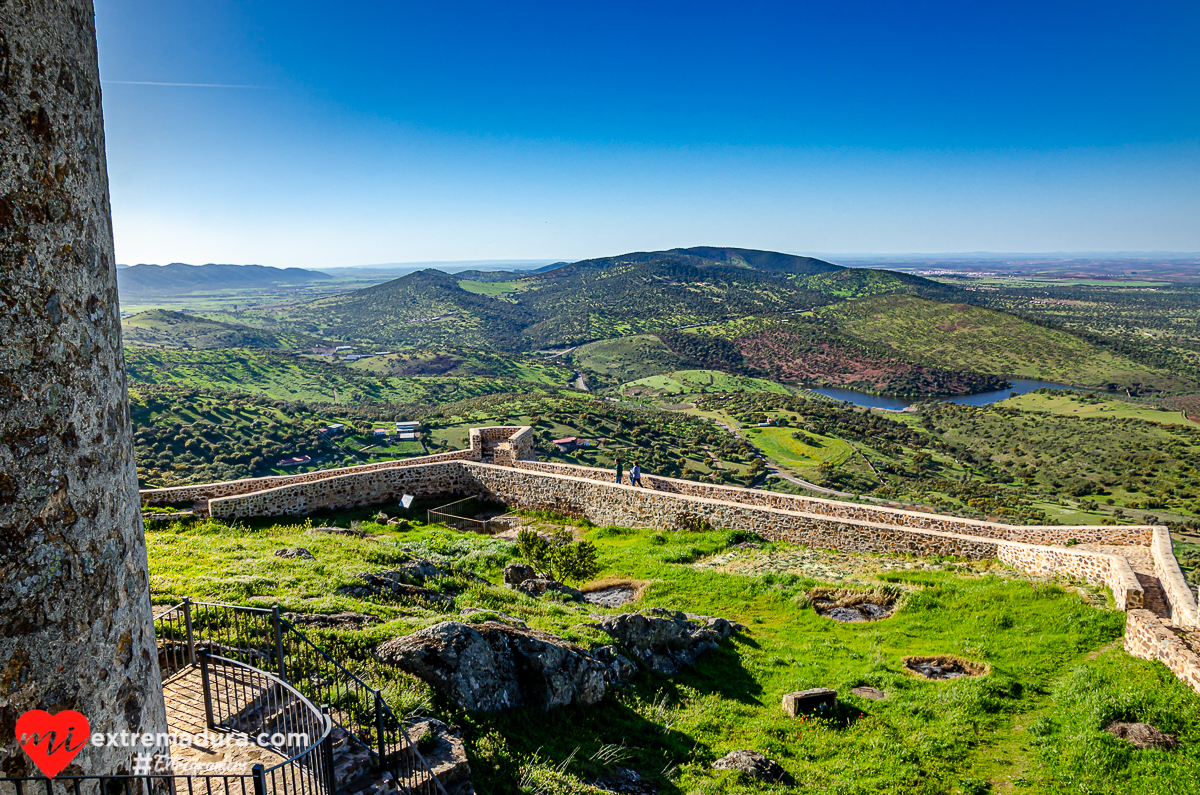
[144,516,1200,794]
[823,295,1192,393]
[123,309,319,349]
[620,369,791,401]
[572,335,693,384]
[130,386,428,487]
[124,347,555,405]
[796,268,966,300]
[347,347,575,386]
[249,249,961,352]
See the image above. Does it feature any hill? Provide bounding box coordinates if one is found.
[822,294,1192,392]
[122,309,319,349]
[117,262,330,298]
[260,247,956,351]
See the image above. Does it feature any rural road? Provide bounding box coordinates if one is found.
[575,372,589,391]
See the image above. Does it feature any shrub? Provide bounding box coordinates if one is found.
[515,529,600,585]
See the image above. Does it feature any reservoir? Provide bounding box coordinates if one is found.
[813,379,1088,411]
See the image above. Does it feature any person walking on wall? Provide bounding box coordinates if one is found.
[630,461,643,488]
[614,456,624,484]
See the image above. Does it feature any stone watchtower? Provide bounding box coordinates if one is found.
[0,0,167,778]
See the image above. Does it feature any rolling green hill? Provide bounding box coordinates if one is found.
[123,347,559,405]
[123,309,319,349]
[822,294,1192,392]
[250,248,963,352]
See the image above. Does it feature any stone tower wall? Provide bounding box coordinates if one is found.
[0,0,167,776]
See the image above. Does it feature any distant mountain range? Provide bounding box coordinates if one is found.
[117,263,331,298]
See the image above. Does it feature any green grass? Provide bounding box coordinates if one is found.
[1003,391,1195,426]
[573,335,692,382]
[457,279,533,297]
[821,295,1190,393]
[747,426,854,473]
[144,514,1200,794]
[620,369,791,400]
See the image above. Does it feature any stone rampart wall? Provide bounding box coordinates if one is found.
[208,461,480,519]
[996,543,1144,610]
[1124,609,1200,695]
[1153,527,1200,630]
[514,460,1154,547]
[204,459,1160,603]
[468,463,1002,559]
[159,448,480,506]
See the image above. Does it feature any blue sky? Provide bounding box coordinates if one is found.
[95,1,1200,268]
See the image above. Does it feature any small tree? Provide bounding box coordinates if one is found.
[516,528,599,585]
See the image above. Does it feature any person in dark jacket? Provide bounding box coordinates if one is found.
[614,457,624,484]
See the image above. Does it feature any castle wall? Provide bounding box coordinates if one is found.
[143,447,480,505]
[514,459,1155,547]
[207,459,1147,606]
[1124,609,1200,695]
[1152,527,1200,630]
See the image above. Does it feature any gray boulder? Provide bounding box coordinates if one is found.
[339,573,455,608]
[592,645,638,683]
[590,609,734,674]
[274,547,315,559]
[409,719,474,794]
[712,750,793,786]
[284,611,379,630]
[503,563,536,587]
[374,621,607,711]
[516,577,584,601]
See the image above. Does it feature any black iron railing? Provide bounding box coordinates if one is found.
[1,651,332,795]
[153,599,445,795]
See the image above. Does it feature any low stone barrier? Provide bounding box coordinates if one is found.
[208,461,479,518]
[1124,609,1200,695]
[514,460,1155,547]
[1152,527,1200,630]
[143,448,480,505]
[995,543,1144,610]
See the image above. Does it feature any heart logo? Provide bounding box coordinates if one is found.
[16,710,91,779]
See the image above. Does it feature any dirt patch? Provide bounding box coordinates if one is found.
[903,655,989,680]
[582,580,646,608]
[809,587,897,622]
[1104,722,1179,749]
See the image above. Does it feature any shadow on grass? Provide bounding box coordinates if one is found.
[460,694,699,795]
[663,639,765,706]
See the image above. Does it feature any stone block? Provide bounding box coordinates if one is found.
[782,688,837,716]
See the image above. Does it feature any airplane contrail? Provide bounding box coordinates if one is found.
[102,80,272,89]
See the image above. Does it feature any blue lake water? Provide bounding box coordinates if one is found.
[813,379,1088,411]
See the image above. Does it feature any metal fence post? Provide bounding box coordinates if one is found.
[252,764,267,795]
[271,605,286,681]
[321,705,337,794]
[199,650,215,730]
[183,596,196,666]
[373,689,387,767]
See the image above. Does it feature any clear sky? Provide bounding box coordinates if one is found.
[94,0,1200,268]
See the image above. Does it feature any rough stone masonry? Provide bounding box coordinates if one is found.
[0,0,168,777]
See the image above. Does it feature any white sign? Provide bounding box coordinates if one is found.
[400,494,414,509]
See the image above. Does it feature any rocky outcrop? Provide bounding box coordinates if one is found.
[340,573,455,607]
[1104,721,1179,749]
[590,609,742,674]
[409,719,474,794]
[711,750,793,786]
[274,547,315,559]
[503,562,536,587]
[592,645,638,683]
[516,578,584,601]
[284,612,379,630]
[374,621,607,711]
